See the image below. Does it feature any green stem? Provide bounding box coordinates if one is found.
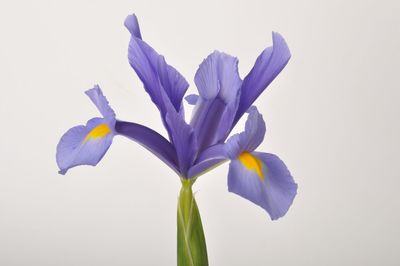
[177,179,208,266]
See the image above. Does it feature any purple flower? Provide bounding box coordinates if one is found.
[56,14,297,220]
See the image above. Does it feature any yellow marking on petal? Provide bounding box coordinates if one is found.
[238,152,264,181]
[84,123,111,142]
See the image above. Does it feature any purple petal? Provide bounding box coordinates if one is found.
[195,143,227,163]
[188,158,226,179]
[158,87,198,177]
[184,94,199,105]
[114,121,180,175]
[157,56,190,113]
[56,118,114,175]
[234,32,291,123]
[194,51,241,103]
[125,15,189,126]
[165,110,198,177]
[188,143,227,178]
[188,107,265,178]
[228,152,297,220]
[124,14,142,39]
[190,51,242,150]
[190,97,227,151]
[85,85,116,122]
[225,106,266,159]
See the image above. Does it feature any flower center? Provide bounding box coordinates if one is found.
[238,152,264,181]
[84,123,112,142]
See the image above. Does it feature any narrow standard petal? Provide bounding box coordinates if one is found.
[165,108,197,177]
[125,15,189,127]
[234,32,291,124]
[124,14,142,39]
[56,118,114,174]
[228,151,297,220]
[190,51,242,151]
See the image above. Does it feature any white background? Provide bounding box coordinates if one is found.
[0,0,399,265]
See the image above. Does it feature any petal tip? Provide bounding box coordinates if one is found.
[124,14,142,39]
[272,31,291,60]
[184,94,199,105]
[85,84,101,96]
[58,169,67,175]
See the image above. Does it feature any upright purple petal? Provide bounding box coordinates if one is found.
[158,56,190,113]
[194,51,240,103]
[190,51,242,151]
[56,118,114,174]
[165,110,197,177]
[125,15,189,128]
[234,32,291,123]
[124,14,142,39]
[228,151,297,220]
[115,121,180,175]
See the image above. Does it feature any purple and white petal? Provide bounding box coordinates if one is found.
[228,151,297,220]
[235,32,290,123]
[56,118,114,175]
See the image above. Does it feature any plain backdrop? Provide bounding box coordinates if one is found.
[0,0,399,265]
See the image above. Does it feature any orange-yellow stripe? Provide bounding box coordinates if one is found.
[84,123,111,142]
[238,152,264,181]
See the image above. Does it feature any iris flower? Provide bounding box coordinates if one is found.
[56,14,297,266]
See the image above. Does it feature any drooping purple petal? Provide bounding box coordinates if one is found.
[125,15,189,126]
[114,120,180,175]
[190,51,242,151]
[234,32,291,124]
[57,86,117,175]
[85,85,116,122]
[56,118,114,175]
[228,151,297,220]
